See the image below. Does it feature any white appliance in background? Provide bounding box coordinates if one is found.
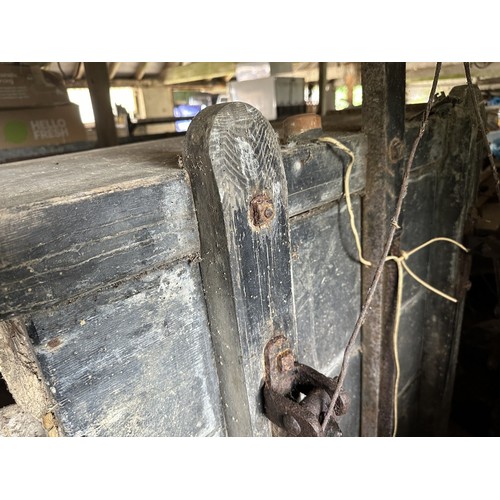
[228,77,305,121]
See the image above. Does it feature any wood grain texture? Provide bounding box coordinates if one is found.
[0,318,60,435]
[417,85,481,435]
[387,86,481,435]
[0,404,47,436]
[24,260,225,436]
[0,144,199,319]
[290,197,363,436]
[282,132,366,217]
[184,102,297,436]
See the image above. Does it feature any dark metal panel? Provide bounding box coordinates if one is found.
[360,62,406,436]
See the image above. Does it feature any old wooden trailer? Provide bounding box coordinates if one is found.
[0,66,482,437]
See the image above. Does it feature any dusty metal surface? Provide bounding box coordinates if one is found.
[360,62,406,436]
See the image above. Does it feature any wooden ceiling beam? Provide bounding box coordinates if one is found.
[135,62,149,81]
[108,62,121,80]
[161,62,236,85]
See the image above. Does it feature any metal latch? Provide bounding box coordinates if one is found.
[263,335,349,437]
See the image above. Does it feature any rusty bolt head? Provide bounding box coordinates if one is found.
[282,414,301,436]
[250,194,275,228]
[264,207,274,219]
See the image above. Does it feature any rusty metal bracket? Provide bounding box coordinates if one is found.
[263,336,349,436]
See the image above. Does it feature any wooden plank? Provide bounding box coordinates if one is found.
[418,85,482,435]
[282,132,366,217]
[393,123,447,434]
[108,62,121,80]
[0,260,225,436]
[135,62,149,81]
[183,102,297,436]
[360,62,406,436]
[322,103,427,132]
[290,197,363,436]
[0,142,199,318]
[0,140,93,164]
[84,62,118,147]
[162,62,236,85]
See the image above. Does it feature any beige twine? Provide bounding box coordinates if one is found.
[319,136,468,437]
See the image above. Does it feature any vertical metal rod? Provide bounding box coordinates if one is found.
[322,63,442,435]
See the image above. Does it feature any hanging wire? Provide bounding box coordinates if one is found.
[320,63,443,433]
[464,62,500,203]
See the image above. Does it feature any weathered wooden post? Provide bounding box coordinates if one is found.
[183,102,298,436]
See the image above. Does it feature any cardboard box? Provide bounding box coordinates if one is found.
[0,64,70,109]
[0,103,88,149]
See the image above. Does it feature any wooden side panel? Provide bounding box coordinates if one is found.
[290,197,363,437]
[418,86,481,435]
[0,177,199,318]
[0,139,226,437]
[395,86,481,435]
[0,146,198,319]
[282,133,366,217]
[395,169,439,435]
[24,260,225,437]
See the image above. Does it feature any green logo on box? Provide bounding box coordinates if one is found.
[4,121,28,144]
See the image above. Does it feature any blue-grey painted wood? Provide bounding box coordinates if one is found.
[184,102,297,437]
[290,197,363,437]
[395,86,481,436]
[0,141,197,319]
[28,260,225,436]
[0,139,226,436]
[282,132,366,217]
[0,89,479,437]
